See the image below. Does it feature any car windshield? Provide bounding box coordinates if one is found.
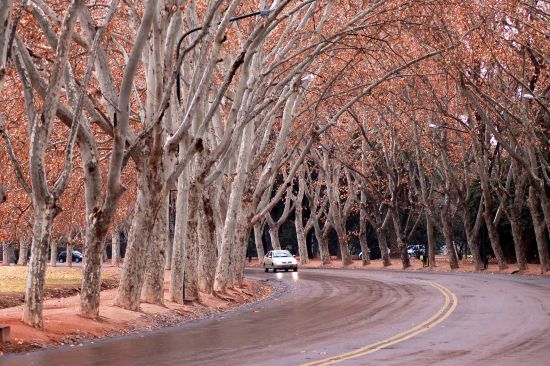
[273,251,292,258]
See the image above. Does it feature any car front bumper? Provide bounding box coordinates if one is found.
[271,263,298,269]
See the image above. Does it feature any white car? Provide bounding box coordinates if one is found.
[264,250,298,272]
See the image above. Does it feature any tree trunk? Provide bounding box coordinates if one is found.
[111,228,120,267]
[377,227,391,266]
[426,214,436,268]
[115,174,160,311]
[389,208,411,269]
[66,243,73,268]
[2,243,9,266]
[462,208,484,271]
[49,240,57,267]
[268,226,282,250]
[253,222,265,262]
[312,218,331,265]
[17,240,28,266]
[440,204,459,269]
[528,186,550,273]
[80,214,111,318]
[169,172,189,303]
[359,207,370,265]
[197,194,217,294]
[23,203,58,328]
[214,122,254,292]
[508,206,527,271]
[338,234,352,266]
[335,226,352,266]
[164,197,173,271]
[538,189,550,240]
[78,138,109,319]
[184,182,200,301]
[232,214,251,288]
[115,142,164,310]
[295,206,309,264]
[141,196,167,305]
[482,206,507,270]
[319,230,331,265]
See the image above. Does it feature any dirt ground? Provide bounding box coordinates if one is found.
[0,267,271,356]
[247,256,550,276]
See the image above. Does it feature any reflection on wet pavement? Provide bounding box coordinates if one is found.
[275,271,299,282]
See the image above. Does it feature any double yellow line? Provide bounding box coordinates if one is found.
[301,280,458,366]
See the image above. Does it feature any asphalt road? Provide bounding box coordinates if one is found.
[2,268,550,365]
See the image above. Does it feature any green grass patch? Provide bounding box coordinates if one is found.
[0,266,86,293]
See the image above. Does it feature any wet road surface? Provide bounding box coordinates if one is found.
[1,268,550,365]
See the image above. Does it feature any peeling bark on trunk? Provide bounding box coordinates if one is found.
[141,196,167,305]
[537,189,550,243]
[335,227,352,266]
[231,203,253,288]
[440,204,459,269]
[2,243,10,266]
[80,213,111,318]
[508,207,527,271]
[312,217,331,265]
[198,194,217,294]
[164,194,173,271]
[215,123,254,292]
[17,240,28,266]
[184,182,200,301]
[233,222,251,288]
[268,227,282,250]
[49,240,57,267]
[111,229,120,267]
[426,214,436,268]
[483,207,507,270]
[79,142,112,319]
[294,170,309,264]
[253,222,265,262]
[23,204,59,328]
[377,227,391,267]
[462,208,484,271]
[169,171,189,303]
[528,186,550,273]
[359,206,370,265]
[115,165,162,311]
[66,243,73,268]
[502,162,527,271]
[319,230,331,265]
[390,208,411,269]
[295,205,309,264]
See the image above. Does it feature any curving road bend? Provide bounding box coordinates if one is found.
[1,268,550,366]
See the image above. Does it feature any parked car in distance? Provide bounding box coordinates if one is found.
[264,250,298,272]
[58,250,83,263]
[407,244,426,259]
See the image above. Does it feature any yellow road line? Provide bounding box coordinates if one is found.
[300,280,458,366]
